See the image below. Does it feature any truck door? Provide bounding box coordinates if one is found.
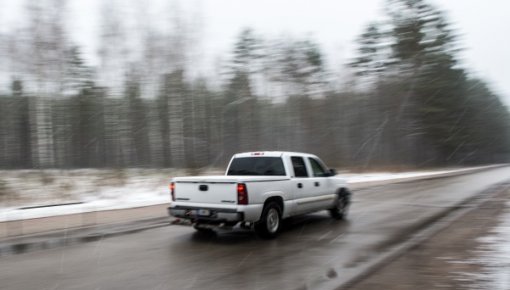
[307,157,336,210]
[290,156,315,213]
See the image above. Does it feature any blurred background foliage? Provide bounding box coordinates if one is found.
[0,0,509,170]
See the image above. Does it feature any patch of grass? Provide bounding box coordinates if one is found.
[0,178,19,206]
[39,171,55,185]
[95,169,126,187]
[54,182,75,200]
[60,182,73,192]
[0,179,8,198]
[185,167,203,176]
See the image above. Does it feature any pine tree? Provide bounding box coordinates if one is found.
[350,23,388,80]
[225,29,264,153]
[345,0,510,166]
[230,28,263,75]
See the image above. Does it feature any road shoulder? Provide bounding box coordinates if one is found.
[347,186,510,290]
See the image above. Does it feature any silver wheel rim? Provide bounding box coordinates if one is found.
[266,208,279,233]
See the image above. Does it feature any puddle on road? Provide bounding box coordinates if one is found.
[453,201,510,290]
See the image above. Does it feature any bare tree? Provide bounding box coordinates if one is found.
[23,0,69,168]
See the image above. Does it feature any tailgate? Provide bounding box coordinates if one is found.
[174,181,238,205]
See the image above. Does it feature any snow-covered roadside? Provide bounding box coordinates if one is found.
[0,168,191,222]
[341,167,486,183]
[0,167,490,222]
[460,200,510,290]
[450,200,510,290]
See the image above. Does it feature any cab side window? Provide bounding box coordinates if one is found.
[308,158,328,177]
[291,157,309,178]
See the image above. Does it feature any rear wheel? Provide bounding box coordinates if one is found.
[329,191,349,220]
[255,202,282,239]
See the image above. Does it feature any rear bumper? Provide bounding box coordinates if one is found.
[168,203,263,223]
[169,206,243,223]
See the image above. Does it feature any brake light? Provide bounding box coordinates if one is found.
[237,183,248,205]
[170,182,175,201]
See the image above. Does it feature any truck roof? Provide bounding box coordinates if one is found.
[233,151,317,158]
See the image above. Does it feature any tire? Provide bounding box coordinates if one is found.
[255,202,282,239]
[329,191,350,220]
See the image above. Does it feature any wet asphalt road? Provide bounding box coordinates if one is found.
[1,167,510,290]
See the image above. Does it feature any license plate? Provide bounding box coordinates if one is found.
[197,209,210,216]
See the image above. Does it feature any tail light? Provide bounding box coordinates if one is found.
[237,183,248,205]
[170,182,175,201]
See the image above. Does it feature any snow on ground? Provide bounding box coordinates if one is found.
[0,168,195,222]
[455,201,510,290]
[0,167,486,222]
[341,167,481,183]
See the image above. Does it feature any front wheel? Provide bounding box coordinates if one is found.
[255,202,282,239]
[329,191,350,220]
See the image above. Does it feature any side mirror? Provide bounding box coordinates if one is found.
[329,169,337,177]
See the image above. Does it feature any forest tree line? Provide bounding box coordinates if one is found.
[0,0,509,170]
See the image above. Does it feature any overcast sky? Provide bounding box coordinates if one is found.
[1,0,509,105]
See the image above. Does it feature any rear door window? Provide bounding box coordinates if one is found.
[291,156,309,178]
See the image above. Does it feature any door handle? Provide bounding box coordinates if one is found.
[314,182,320,187]
[297,183,303,188]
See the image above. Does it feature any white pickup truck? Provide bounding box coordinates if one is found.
[168,151,351,238]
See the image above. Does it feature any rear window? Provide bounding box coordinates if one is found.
[291,156,309,177]
[227,157,286,176]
